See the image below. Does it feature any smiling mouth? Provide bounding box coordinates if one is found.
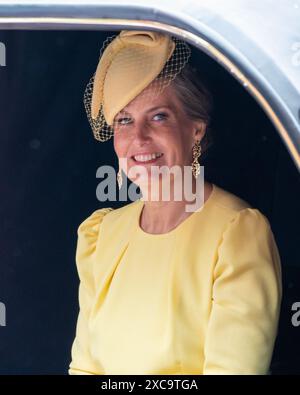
[132,153,164,164]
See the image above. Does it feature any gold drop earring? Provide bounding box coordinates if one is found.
[191,140,202,179]
[117,167,122,190]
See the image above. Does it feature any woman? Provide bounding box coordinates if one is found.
[68,30,282,375]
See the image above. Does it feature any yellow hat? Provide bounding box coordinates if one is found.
[84,30,191,141]
[91,30,175,125]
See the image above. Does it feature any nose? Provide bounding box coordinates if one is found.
[133,120,152,144]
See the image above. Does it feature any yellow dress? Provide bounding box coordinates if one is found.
[68,183,282,375]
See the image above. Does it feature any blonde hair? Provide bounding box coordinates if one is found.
[171,64,214,158]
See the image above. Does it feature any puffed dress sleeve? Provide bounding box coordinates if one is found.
[68,208,113,375]
[203,208,282,375]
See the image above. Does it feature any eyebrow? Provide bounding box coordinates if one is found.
[145,105,173,113]
[118,105,174,116]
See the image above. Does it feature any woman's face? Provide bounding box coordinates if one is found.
[113,83,205,189]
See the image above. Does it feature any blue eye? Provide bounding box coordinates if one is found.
[116,117,132,125]
[153,112,168,121]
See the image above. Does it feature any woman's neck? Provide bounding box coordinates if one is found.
[139,180,213,234]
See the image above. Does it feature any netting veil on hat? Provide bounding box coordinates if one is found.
[83,30,192,142]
